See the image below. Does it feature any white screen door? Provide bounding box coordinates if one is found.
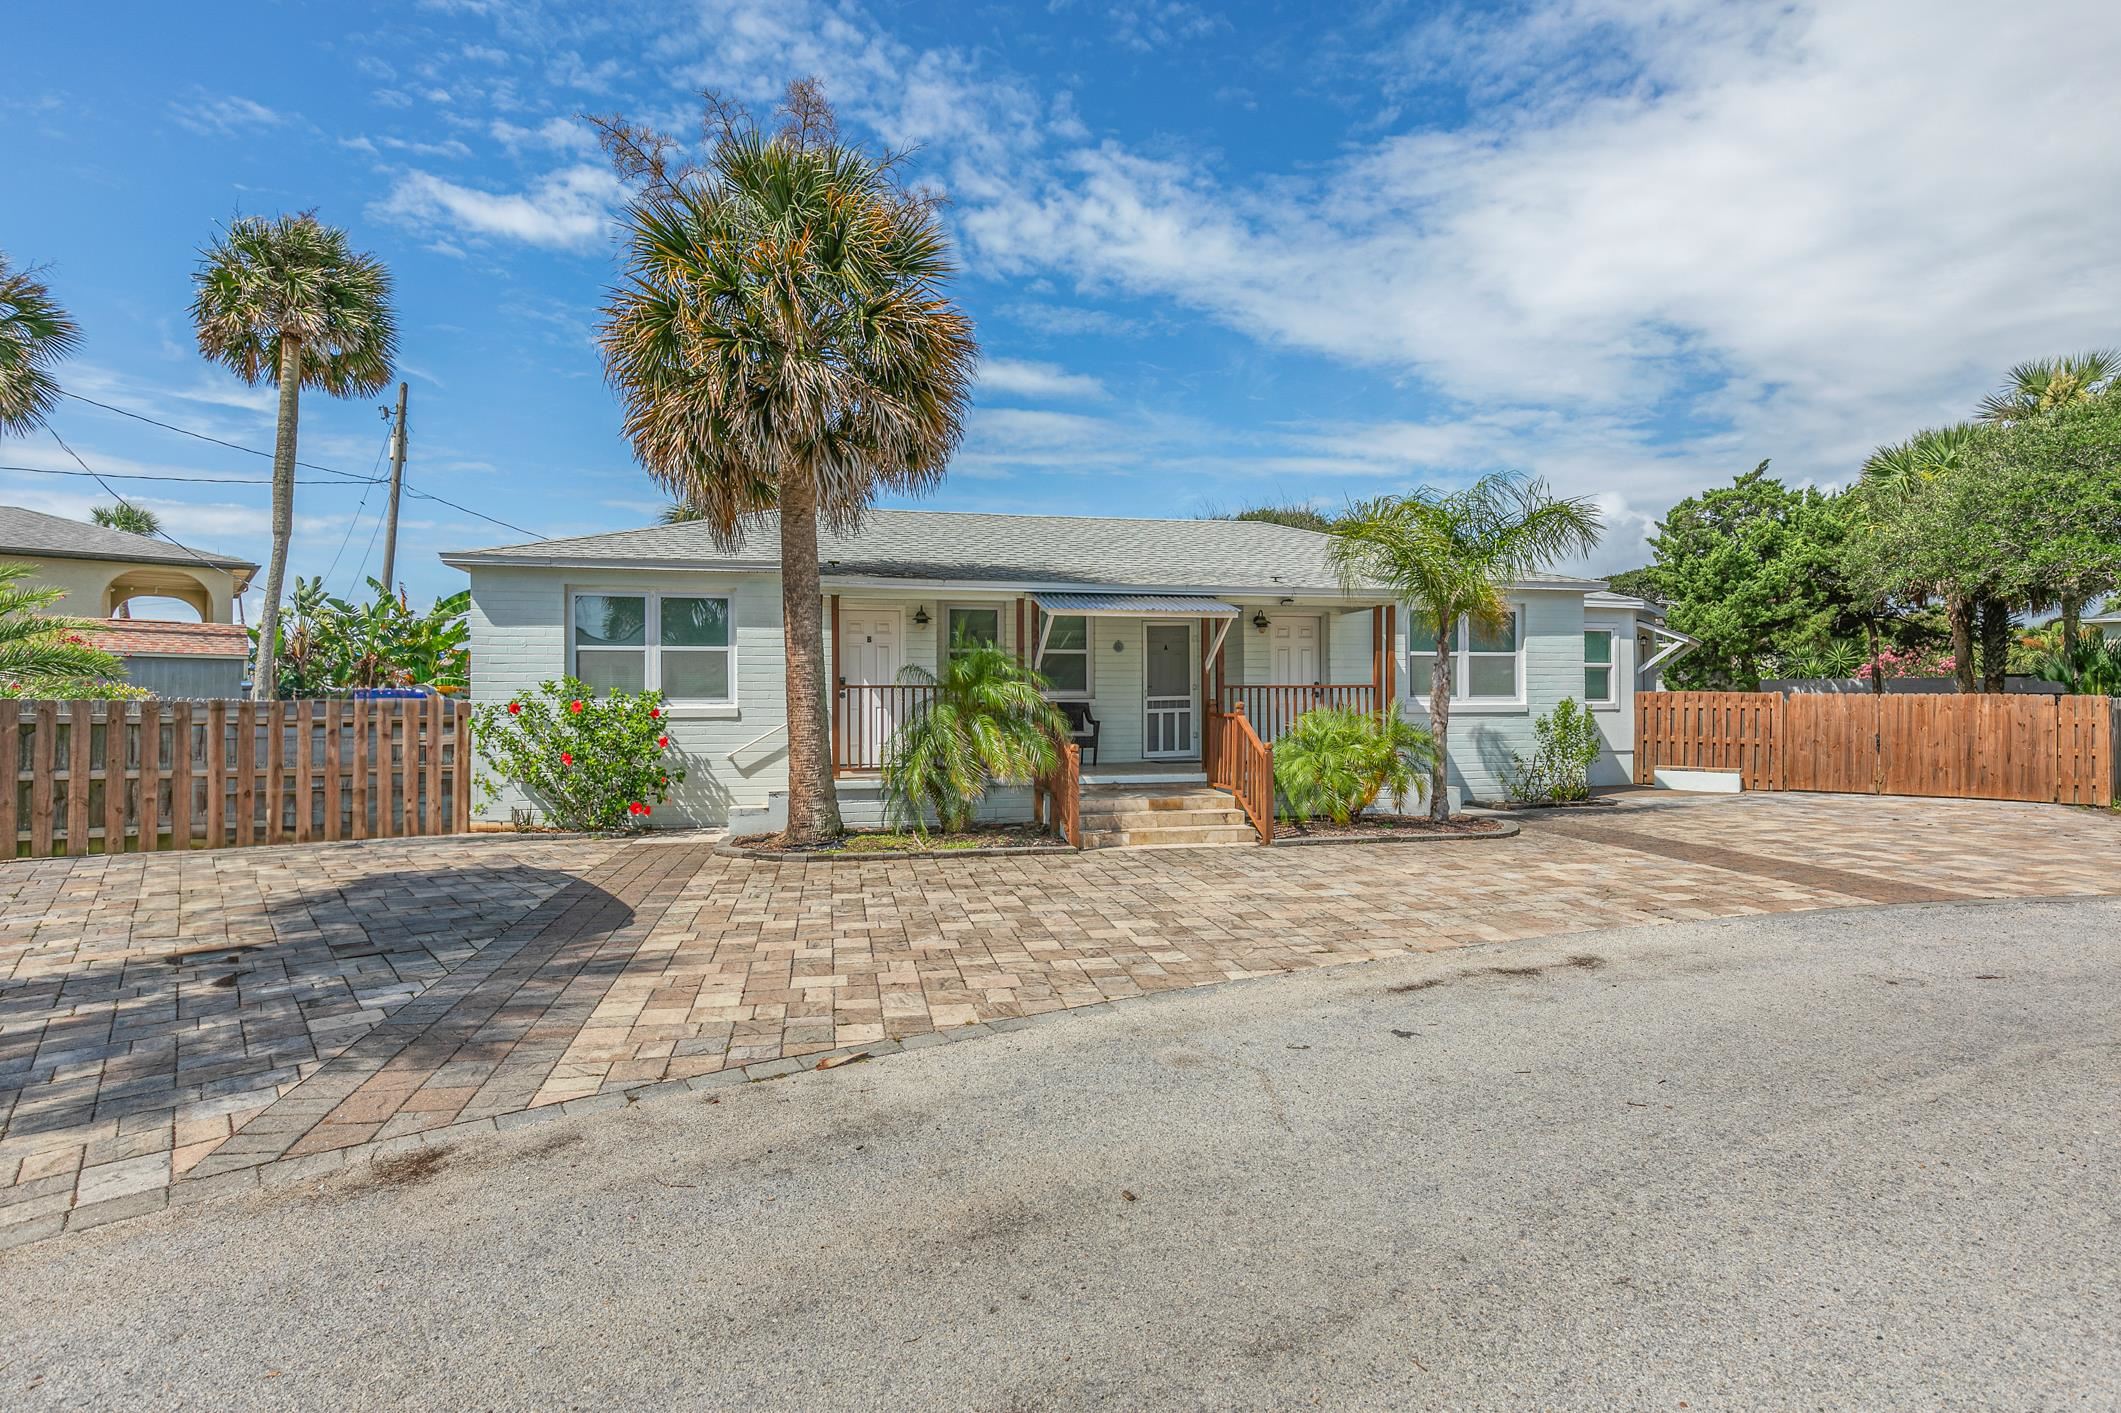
[1143,623,1193,757]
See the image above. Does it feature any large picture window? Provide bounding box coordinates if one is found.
[1407,608,1524,703]
[1038,614,1091,697]
[1584,629,1615,704]
[571,591,733,703]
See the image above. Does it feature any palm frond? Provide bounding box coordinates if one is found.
[190,213,397,395]
[0,254,82,437]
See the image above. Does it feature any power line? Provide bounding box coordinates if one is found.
[321,427,395,590]
[43,429,249,584]
[53,386,544,539]
[58,390,383,484]
[0,463,382,486]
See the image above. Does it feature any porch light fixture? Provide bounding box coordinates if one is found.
[912,606,930,626]
[1252,611,1271,632]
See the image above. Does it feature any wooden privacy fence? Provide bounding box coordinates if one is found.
[1635,690,2116,806]
[3,698,472,859]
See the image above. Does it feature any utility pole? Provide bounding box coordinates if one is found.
[379,382,408,594]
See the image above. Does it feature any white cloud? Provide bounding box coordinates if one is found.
[977,358,1108,401]
[169,93,287,137]
[374,163,622,251]
[490,116,599,155]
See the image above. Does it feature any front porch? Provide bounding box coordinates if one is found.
[828,589,1401,774]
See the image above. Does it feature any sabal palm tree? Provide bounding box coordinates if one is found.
[0,254,82,438]
[0,562,125,684]
[1976,350,2119,425]
[600,130,976,843]
[91,502,161,536]
[190,213,396,700]
[1328,474,1603,821]
[1860,422,1980,494]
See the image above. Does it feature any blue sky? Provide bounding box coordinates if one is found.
[8,0,2120,615]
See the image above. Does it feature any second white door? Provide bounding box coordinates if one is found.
[1271,616,1321,683]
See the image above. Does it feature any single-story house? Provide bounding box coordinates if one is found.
[2088,604,2121,642]
[443,510,1685,833]
[79,618,251,698]
[0,503,255,623]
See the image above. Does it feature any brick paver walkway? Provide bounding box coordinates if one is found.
[3,792,2115,1242]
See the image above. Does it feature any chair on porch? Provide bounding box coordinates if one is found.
[1057,701,1100,765]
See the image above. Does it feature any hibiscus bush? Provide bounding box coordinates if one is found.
[473,676,684,831]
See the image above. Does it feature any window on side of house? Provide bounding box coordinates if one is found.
[945,605,1002,660]
[570,591,734,703]
[1039,614,1091,697]
[1584,628,1615,704]
[1403,608,1524,702]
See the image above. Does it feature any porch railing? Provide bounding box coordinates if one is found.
[1035,741,1083,848]
[834,684,936,773]
[1221,684,1378,742]
[1207,704,1274,844]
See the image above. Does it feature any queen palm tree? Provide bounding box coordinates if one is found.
[0,562,125,685]
[190,213,396,700]
[0,254,82,438]
[1976,350,2119,425]
[599,126,976,843]
[1327,474,1602,821]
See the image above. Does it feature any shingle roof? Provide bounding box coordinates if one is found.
[0,505,255,573]
[82,619,251,658]
[443,509,1608,596]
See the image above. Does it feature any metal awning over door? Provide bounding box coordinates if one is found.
[1030,592,1239,618]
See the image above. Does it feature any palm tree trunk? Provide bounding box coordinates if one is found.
[1978,597,2008,693]
[250,335,301,701]
[1427,623,1453,822]
[777,473,842,842]
[1865,617,1882,695]
[1947,594,1976,694]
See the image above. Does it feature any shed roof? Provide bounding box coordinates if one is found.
[81,619,251,658]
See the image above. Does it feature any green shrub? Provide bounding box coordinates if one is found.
[1272,706,1437,824]
[881,644,1065,836]
[473,677,684,831]
[1506,697,1603,804]
[2035,637,2121,695]
[0,679,153,700]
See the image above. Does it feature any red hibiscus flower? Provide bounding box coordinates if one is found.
[559,752,573,766]
[649,707,661,719]
[507,701,522,715]
[569,699,583,713]
[657,735,669,748]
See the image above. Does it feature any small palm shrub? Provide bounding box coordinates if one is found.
[1272,707,1438,824]
[1506,697,1604,804]
[473,677,684,831]
[2035,637,2121,695]
[0,561,127,689]
[882,644,1066,836]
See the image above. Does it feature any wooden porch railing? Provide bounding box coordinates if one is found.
[1207,704,1274,843]
[1034,740,1083,848]
[4,697,470,859]
[834,683,937,773]
[1221,684,1378,742]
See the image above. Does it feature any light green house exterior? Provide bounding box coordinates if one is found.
[444,510,1668,831]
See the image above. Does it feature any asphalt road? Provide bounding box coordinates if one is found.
[4,897,2117,1410]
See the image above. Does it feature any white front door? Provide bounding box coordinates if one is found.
[1271,616,1321,684]
[1143,622,1194,758]
[840,610,902,765]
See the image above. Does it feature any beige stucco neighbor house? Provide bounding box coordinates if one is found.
[0,504,255,623]
[445,509,1686,833]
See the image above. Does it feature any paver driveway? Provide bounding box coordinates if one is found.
[3,791,2115,1243]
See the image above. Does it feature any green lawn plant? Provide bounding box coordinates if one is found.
[880,643,1065,837]
[1272,706,1438,824]
[1506,697,1604,805]
[474,677,684,832]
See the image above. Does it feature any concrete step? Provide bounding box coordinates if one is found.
[1083,823,1263,849]
[1078,807,1249,830]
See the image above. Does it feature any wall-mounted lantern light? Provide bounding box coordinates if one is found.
[1252,611,1271,632]
[912,606,931,627]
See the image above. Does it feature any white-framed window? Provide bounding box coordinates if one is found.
[1584,629,1616,705]
[570,590,734,703]
[944,604,1002,661]
[1407,608,1524,702]
[1037,614,1092,698]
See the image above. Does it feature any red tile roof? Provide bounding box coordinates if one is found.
[82,619,251,658]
